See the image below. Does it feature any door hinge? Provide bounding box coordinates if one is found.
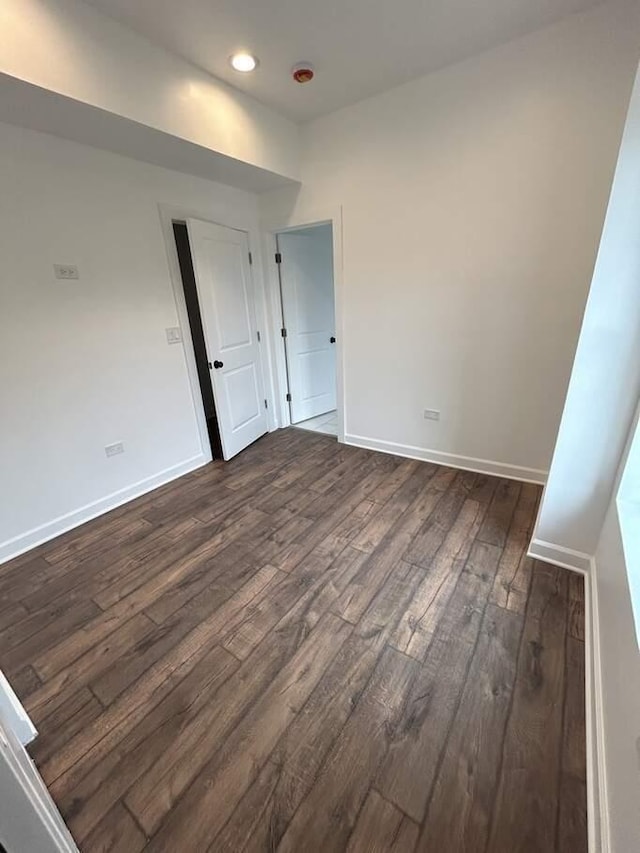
[286,392,292,402]
[275,252,282,264]
[264,399,268,409]
[281,328,287,338]
[256,330,261,342]
[248,251,253,265]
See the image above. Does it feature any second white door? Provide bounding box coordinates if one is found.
[277,226,336,424]
[187,219,268,460]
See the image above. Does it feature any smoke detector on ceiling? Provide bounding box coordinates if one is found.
[292,63,314,84]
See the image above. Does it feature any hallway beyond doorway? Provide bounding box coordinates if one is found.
[294,410,338,437]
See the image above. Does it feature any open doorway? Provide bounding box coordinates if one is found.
[276,223,337,437]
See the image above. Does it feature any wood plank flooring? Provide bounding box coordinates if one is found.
[0,428,587,852]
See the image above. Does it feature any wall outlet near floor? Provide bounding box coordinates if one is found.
[105,441,124,458]
[424,409,440,421]
[165,326,182,344]
[54,264,79,280]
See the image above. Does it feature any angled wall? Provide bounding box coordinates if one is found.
[534,59,640,558]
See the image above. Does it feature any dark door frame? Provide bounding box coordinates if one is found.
[172,221,224,460]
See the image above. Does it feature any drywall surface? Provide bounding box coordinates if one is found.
[261,1,640,479]
[0,121,263,559]
[593,498,640,852]
[535,57,640,555]
[0,0,300,181]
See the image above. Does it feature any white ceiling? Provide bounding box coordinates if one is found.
[84,0,602,122]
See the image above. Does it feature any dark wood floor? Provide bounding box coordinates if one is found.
[0,428,586,852]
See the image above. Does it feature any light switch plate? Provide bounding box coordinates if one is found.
[105,442,124,458]
[54,264,79,280]
[166,327,183,344]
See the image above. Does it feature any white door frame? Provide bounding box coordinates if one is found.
[0,682,78,853]
[263,206,345,442]
[0,720,79,853]
[157,203,279,462]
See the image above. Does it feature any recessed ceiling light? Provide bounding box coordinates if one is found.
[230,52,258,73]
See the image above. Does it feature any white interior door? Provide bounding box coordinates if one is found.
[187,219,268,460]
[277,227,336,424]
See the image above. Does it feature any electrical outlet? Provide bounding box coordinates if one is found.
[424,409,440,421]
[54,264,79,280]
[165,327,183,344]
[105,442,124,458]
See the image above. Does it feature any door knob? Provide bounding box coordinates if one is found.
[213,360,224,369]
[330,336,336,343]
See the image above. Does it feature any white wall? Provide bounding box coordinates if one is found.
[0,120,269,561]
[532,61,640,848]
[0,0,300,181]
[534,57,640,557]
[593,497,640,852]
[261,1,640,482]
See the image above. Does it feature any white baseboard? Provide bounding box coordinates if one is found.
[588,557,610,853]
[527,538,592,574]
[343,433,547,485]
[0,454,210,565]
